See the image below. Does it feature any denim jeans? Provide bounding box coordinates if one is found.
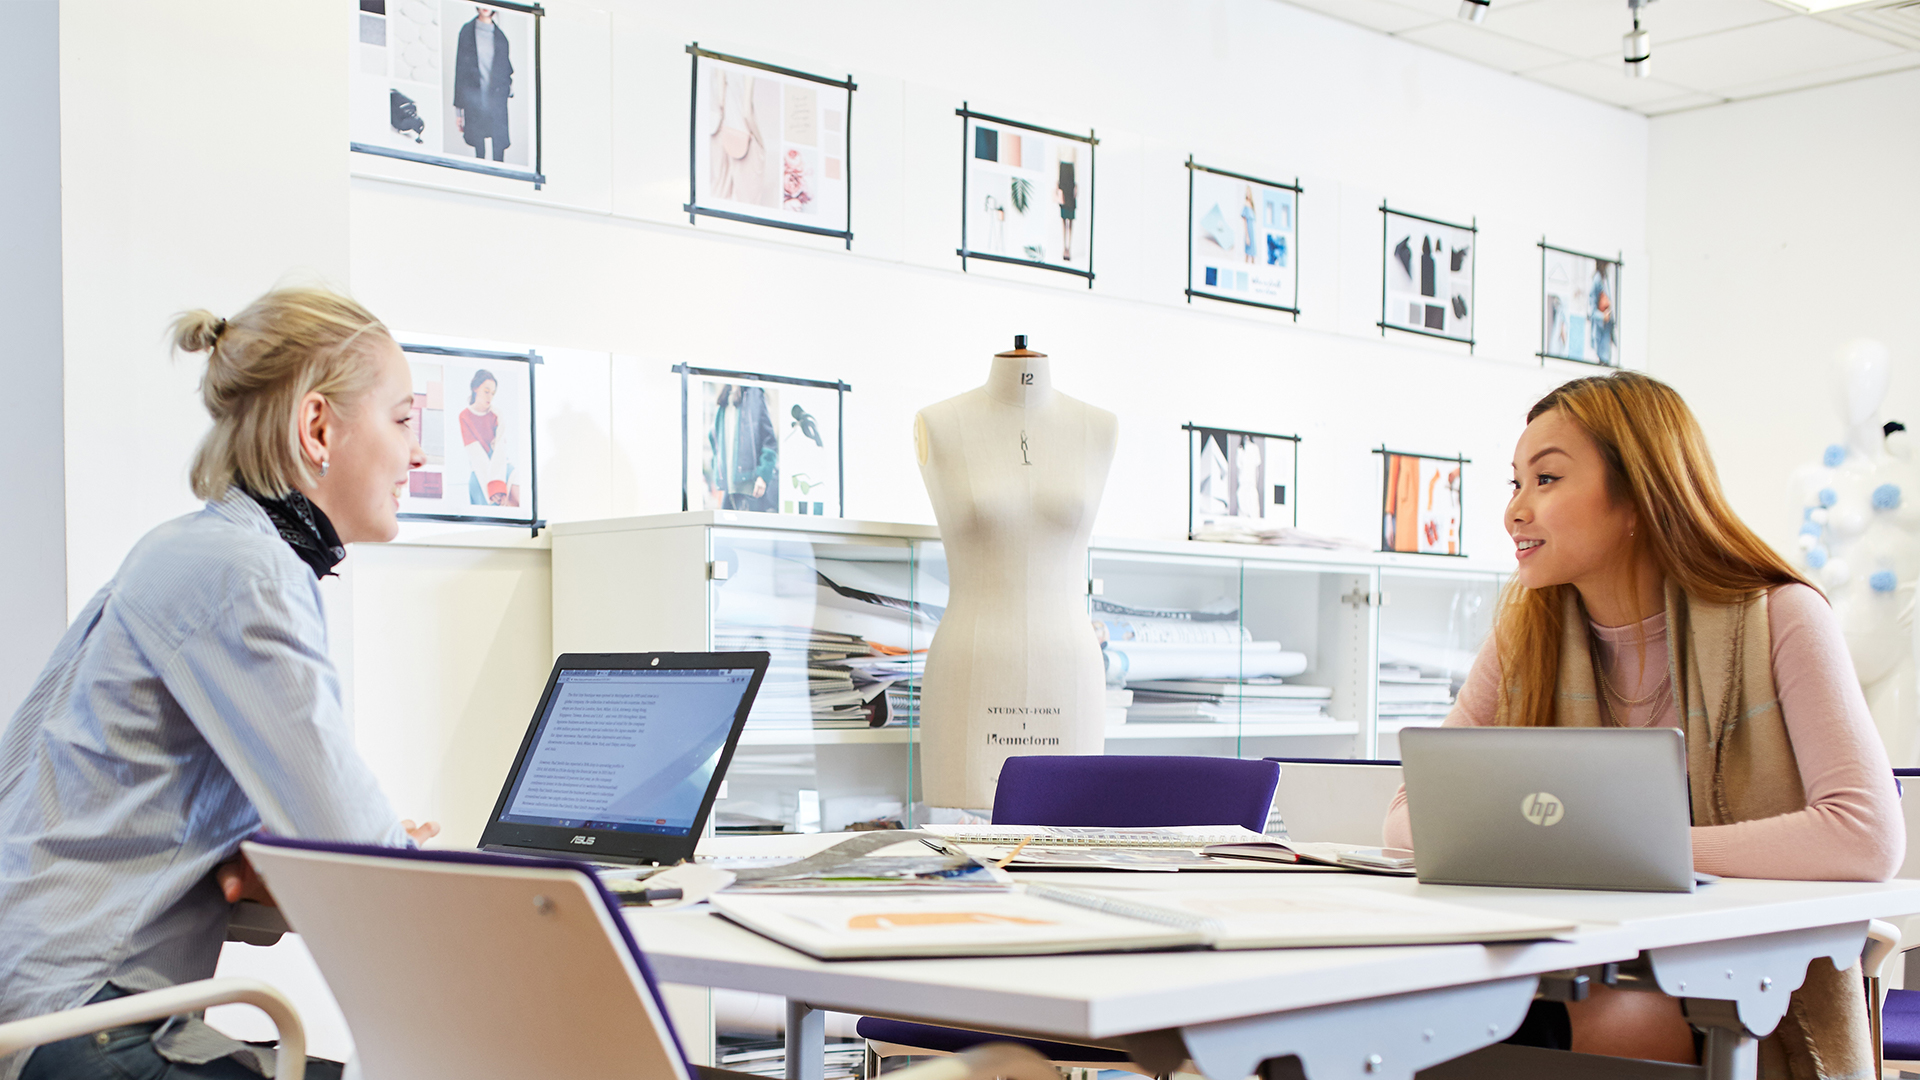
[21,986,344,1080]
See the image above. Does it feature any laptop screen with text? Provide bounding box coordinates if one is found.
[495,667,755,837]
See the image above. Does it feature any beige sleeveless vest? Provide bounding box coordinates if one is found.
[1522,584,1871,1080]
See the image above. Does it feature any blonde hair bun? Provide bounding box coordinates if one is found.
[170,309,227,355]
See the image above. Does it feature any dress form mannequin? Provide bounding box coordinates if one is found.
[914,338,1118,810]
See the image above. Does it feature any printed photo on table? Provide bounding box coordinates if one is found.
[1380,208,1474,343]
[1187,164,1298,313]
[348,1,542,181]
[684,372,844,517]
[1189,426,1298,537]
[688,49,852,239]
[1381,453,1463,556]
[1541,245,1620,366]
[399,348,538,525]
[960,111,1096,277]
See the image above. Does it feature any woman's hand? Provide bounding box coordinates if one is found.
[216,853,275,906]
[404,819,441,845]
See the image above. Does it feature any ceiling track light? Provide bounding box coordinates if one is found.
[1623,0,1654,77]
[1457,0,1490,23]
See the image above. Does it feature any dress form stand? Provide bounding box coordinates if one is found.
[914,337,1119,811]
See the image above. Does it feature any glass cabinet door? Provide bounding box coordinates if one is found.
[1375,569,1501,759]
[705,529,938,833]
[1089,548,1373,761]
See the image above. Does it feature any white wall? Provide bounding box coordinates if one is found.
[1647,67,1920,554]
[57,0,352,620]
[0,1,66,717]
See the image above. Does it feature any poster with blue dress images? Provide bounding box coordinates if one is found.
[1187,162,1299,314]
[349,1,543,184]
[1540,244,1621,366]
[398,344,540,527]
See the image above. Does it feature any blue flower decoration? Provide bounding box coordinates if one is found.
[1824,444,1847,468]
[1799,522,1823,538]
[1873,483,1901,511]
[1818,488,1838,508]
[1807,546,1829,570]
[1804,507,1818,521]
[1870,570,1897,593]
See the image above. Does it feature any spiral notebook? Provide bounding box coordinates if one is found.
[708,882,1575,959]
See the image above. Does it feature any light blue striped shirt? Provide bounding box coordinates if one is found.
[0,488,408,1078]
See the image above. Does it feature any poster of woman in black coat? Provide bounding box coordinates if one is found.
[451,5,513,161]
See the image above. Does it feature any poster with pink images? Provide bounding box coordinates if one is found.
[687,46,853,242]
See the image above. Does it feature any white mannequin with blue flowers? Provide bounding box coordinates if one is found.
[1791,340,1920,764]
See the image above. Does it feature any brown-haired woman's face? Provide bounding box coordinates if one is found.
[317,338,426,544]
[1508,408,1637,593]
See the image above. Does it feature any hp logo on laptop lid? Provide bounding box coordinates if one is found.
[1521,792,1564,826]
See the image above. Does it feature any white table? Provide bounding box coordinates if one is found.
[626,837,1920,1080]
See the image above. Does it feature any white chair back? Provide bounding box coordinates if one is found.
[244,839,691,1080]
[1270,759,1406,846]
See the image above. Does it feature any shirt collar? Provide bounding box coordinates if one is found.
[235,486,348,579]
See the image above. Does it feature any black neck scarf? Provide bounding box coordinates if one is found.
[245,488,347,579]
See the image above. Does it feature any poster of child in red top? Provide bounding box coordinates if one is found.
[398,344,537,526]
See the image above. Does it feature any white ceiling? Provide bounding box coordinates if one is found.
[1278,0,1920,114]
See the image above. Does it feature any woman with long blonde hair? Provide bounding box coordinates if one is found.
[1384,371,1901,1074]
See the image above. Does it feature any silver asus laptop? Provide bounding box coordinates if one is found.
[1400,727,1703,893]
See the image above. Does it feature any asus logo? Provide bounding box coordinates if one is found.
[570,835,596,846]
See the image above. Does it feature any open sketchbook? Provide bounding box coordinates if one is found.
[708,883,1574,960]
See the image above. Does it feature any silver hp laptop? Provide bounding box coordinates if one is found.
[478,651,769,867]
[1400,727,1702,893]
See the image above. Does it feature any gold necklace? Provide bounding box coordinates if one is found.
[1589,634,1673,727]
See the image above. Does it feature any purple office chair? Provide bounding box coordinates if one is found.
[859,754,1282,1070]
[992,754,1281,832]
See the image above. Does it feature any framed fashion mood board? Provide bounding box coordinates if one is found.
[1186,424,1300,537]
[349,0,545,186]
[399,343,543,530]
[1539,241,1621,367]
[1186,160,1300,316]
[1380,205,1475,348]
[677,365,850,517]
[957,105,1096,284]
[685,44,855,245]
[1375,447,1467,557]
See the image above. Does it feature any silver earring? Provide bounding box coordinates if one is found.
[319,460,330,478]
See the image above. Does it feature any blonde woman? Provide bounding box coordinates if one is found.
[1384,372,1901,1074]
[0,288,437,1080]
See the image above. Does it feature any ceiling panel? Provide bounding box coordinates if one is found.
[1279,0,1916,113]
[1647,14,1905,89]
[1524,57,1709,104]
[1711,51,1920,96]
[1396,18,1575,69]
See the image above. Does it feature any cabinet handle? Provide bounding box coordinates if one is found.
[1088,578,1105,596]
[708,560,730,581]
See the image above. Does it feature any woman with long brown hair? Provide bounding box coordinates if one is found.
[1383,371,1901,1074]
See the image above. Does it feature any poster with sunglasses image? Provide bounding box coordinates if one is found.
[349,1,544,185]
[678,366,847,518]
[1541,244,1621,366]
[1381,207,1475,345]
[687,47,853,241]
[1379,451,1464,556]
[399,345,540,527]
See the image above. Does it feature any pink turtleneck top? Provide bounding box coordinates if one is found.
[1382,583,1904,880]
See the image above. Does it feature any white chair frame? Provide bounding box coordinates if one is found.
[0,977,306,1080]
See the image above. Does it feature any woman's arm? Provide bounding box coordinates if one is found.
[158,574,409,847]
[1381,639,1501,848]
[1689,583,1904,880]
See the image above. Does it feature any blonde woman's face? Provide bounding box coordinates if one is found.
[319,339,425,544]
[1507,408,1637,593]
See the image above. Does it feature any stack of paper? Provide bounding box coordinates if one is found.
[1124,678,1332,723]
[1378,663,1455,726]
